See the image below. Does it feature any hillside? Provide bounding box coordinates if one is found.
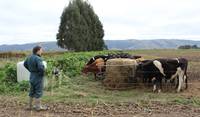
[105,39,200,49]
[0,41,64,52]
[0,39,200,52]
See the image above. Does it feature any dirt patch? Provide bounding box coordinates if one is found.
[1,81,200,117]
[180,80,200,98]
[0,100,200,117]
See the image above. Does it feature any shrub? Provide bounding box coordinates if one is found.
[4,63,17,84]
[0,83,8,94]
[18,81,29,91]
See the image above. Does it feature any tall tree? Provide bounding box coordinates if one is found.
[56,0,106,51]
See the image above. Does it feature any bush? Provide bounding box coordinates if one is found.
[178,44,199,49]
[0,63,30,94]
[45,50,120,78]
[4,63,17,84]
[0,83,8,94]
[0,50,122,94]
[0,68,5,81]
[18,81,29,91]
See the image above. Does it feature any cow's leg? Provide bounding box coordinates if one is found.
[165,79,168,90]
[169,79,174,90]
[148,77,152,87]
[175,76,179,89]
[184,74,188,89]
[143,77,147,85]
[152,77,157,92]
[152,77,162,93]
[177,70,184,92]
[94,73,97,80]
[157,77,162,93]
[153,84,157,92]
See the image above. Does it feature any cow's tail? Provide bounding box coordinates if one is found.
[184,62,188,89]
[184,74,188,89]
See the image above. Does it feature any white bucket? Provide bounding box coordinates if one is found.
[17,61,48,87]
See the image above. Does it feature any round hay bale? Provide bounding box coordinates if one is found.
[103,58,138,89]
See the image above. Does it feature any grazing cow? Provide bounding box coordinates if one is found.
[82,58,105,80]
[135,58,188,92]
[86,55,109,65]
[86,53,142,65]
[82,53,142,80]
[86,53,142,66]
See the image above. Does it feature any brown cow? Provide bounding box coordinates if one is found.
[82,58,105,80]
[82,53,143,80]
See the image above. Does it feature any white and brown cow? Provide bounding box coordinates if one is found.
[135,58,188,92]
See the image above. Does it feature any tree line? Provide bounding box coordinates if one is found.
[178,45,200,49]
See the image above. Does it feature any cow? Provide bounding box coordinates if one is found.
[85,53,142,65]
[86,55,109,66]
[82,53,143,80]
[82,58,105,80]
[135,58,188,93]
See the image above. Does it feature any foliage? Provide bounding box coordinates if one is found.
[0,68,4,81]
[18,81,29,91]
[178,44,199,49]
[0,63,30,94]
[4,63,17,83]
[56,0,106,51]
[45,51,120,78]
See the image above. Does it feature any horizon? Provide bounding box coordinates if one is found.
[1,39,200,46]
[1,0,200,44]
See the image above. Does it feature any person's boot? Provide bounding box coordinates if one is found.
[26,97,33,110]
[35,98,47,111]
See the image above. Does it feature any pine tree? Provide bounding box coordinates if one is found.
[56,0,106,51]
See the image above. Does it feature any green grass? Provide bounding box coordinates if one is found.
[0,49,200,107]
[39,75,200,107]
[11,75,199,107]
[0,68,4,81]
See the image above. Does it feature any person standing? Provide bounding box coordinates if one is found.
[24,45,47,111]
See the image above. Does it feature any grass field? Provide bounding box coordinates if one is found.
[0,49,200,116]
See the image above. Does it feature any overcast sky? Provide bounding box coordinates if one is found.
[0,0,200,45]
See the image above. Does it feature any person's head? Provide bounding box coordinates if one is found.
[33,45,43,56]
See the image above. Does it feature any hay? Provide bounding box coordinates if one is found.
[103,58,138,89]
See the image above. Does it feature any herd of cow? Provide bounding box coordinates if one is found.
[82,53,188,93]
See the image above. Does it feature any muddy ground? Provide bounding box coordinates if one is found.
[1,80,200,117]
[0,101,200,117]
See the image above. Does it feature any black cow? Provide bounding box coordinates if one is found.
[135,58,188,92]
[86,53,142,65]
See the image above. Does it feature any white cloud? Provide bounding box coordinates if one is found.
[0,0,200,44]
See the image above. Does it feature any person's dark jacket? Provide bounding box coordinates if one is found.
[24,54,45,82]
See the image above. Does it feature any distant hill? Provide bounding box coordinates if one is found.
[105,39,200,50]
[0,41,65,52]
[0,39,200,52]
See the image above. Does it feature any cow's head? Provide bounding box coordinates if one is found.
[86,57,96,65]
[82,57,96,75]
[82,65,89,75]
[132,55,142,59]
[134,60,152,78]
[82,58,105,75]
[135,63,143,78]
